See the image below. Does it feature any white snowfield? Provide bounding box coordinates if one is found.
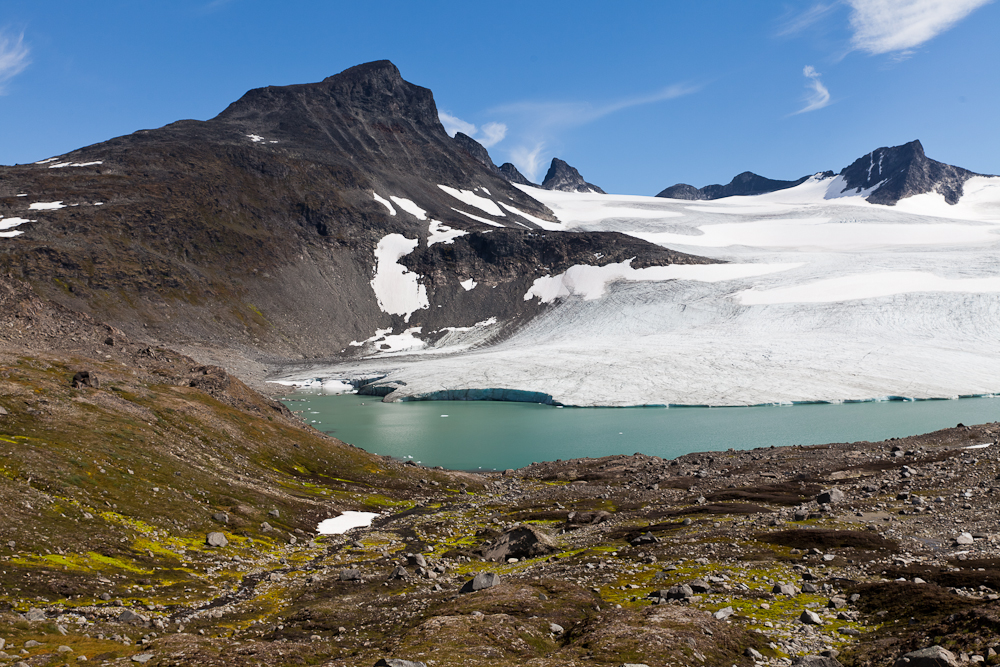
[275,173,1000,406]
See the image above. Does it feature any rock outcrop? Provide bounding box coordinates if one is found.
[541,158,605,194]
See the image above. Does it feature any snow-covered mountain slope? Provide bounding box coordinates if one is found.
[274,172,1000,407]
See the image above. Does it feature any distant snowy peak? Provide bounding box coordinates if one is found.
[656,171,817,200]
[656,140,989,207]
[541,158,605,194]
[837,140,981,206]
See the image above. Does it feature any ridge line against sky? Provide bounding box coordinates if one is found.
[1,0,997,195]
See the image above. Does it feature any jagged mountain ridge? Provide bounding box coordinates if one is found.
[0,60,706,369]
[541,158,606,194]
[656,139,988,205]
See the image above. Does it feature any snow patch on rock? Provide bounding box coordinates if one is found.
[370,234,428,322]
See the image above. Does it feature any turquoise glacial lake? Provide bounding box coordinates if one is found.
[279,393,1000,471]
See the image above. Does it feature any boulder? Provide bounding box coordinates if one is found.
[792,657,844,667]
[713,606,735,620]
[893,646,959,667]
[119,609,147,624]
[665,584,694,600]
[688,579,712,593]
[388,566,408,580]
[482,525,557,562]
[461,572,501,593]
[71,371,99,389]
[206,532,228,547]
[800,609,823,625]
[25,608,46,621]
[212,512,229,523]
[374,659,427,667]
[955,532,975,545]
[773,583,798,595]
[817,488,845,504]
[630,532,660,546]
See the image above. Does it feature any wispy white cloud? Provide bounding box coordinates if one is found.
[439,111,477,138]
[775,2,839,36]
[438,111,508,151]
[794,65,832,114]
[478,122,507,148]
[492,83,700,133]
[846,0,993,55]
[493,83,699,182]
[0,30,30,94]
[509,143,546,183]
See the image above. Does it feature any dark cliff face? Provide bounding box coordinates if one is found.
[657,172,811,200]
[542,158,606,194]
[453,132,500,175]
[0,60,708,363]
[499,162,533,186]
[836,140,981,205]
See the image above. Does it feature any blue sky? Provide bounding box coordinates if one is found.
[1,1,997,194]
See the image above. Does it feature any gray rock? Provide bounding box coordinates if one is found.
[792,657,844,667]
[131,655,154,664]
[388,566,408,580]
[374,659,427,667]
[688,578,712,593]
[0,406,7,415]
[461,572,501,593]
[24,640,42,648]
[630,532,660,546]
[549,623,564,634]
[839,627,861,637]
[340,568,361,581]
[206,532,228,547]
[0,638,5,650]
[621,664,651,667]
[802,583,819,593]
[407,553,427,568]
[212,512,229,523]
[260,522,273,532]
[827,597,847,609]
[773,583,798,595]
[713,606,735,620]
[800,609,823,625]
[58,646,73,653]
[893,646,959,667]
[955,532,975,545]
[483,525,558,561]
[25,608,46,621]
[817,488,845,504]
[746,647,764,660]
[666,584,694,600]
[119,609,147,624]
[268,509,280,518]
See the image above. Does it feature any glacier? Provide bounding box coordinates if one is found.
[271,174,1000,407]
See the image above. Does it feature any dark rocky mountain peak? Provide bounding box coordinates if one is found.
[836,139,982,205]
[657,171,811,200]
[541,158,605,194]
[453,132,500,174]
[500,162,534,186]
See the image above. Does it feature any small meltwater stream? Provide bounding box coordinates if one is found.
[279,392,1000,471]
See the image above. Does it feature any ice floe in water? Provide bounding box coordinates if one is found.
[317,511,379,535]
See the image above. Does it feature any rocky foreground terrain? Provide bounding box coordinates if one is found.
[2,284,999,667]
